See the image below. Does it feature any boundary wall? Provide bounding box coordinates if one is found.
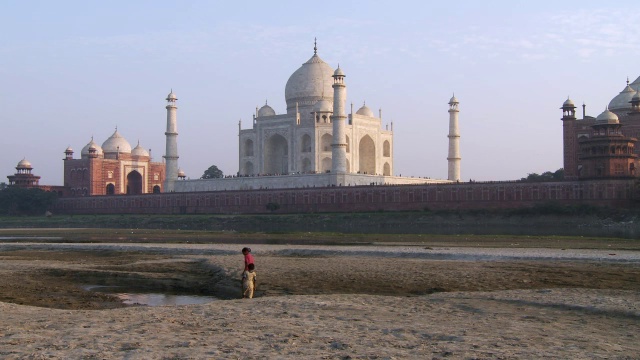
[52,179,638,215]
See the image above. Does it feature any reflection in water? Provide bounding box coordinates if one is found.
[115,293,216,306]
[83,285,217,306]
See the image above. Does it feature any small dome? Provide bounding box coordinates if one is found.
[608,84,636,112]
[102,130,132,154]
[313,99,333,112]
[17,159,32,169]
[356,104,374,117]
[333,66,345,77]
[131,142,150,157]
[595,107,619,124]
[632,91,640,101]
[449,95,459,104]
[563,97,575,107]
[81,138,103,157]
[177,168,186,177]
[258,103,276,117]
[65,146,73,152]
[166,91,177,101]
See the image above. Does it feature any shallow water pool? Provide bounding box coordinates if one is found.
[83,285,217,306]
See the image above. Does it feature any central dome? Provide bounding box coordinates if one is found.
[284,51,334,114]
[102,130,132,154]
[608,84,636,112]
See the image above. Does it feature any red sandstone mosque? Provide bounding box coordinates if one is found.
[7,129,165,197]
[561,76,640,180]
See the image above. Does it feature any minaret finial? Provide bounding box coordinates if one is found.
[314,37,317,55]
[265,99,268,105]
[627,77,630,85]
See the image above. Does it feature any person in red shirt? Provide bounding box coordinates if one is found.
[242,247,254,271]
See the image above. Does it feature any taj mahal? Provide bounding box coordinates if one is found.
[7,41,463,196]
[167,42,459,192]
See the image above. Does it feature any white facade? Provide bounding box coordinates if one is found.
[238,46,394,177]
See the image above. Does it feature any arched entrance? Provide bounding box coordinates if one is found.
[383,162,391,176]
[153,185,161,193]
[106,183,115,195]
[321,157,332,173]
[264,134,288,174]
[359,135,376,174]
[126,170,143,195]
[244,161,254,175]
[301,158,312,173]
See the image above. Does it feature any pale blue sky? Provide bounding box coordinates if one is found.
[2,0,639,184]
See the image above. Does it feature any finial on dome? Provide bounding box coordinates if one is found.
[265,99,268,105]
[627,77,630,85]
[314,37,317,55]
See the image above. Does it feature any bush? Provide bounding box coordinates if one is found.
[0,187,58,216]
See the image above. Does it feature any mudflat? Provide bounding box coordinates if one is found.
[0,235,639,358]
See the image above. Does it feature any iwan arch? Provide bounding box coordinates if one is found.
[168,42,458,192]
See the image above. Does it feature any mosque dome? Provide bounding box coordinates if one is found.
[449,95,459,104]
[284,49,335,112]
[131,142,150,157]
[102,130,132,154]
[258,103,276,117]
[177,168,186,178]
[65,146,73,153]
[595,107,619,124]
[313,99,333,112]
[16,159,32,169]
[166,91,177,101]
[356,104,374,117]
[630,75,640,91]
[333,66,345,77]
[608,84,636,112]
[562,97,575,107]
[81,138,103,157]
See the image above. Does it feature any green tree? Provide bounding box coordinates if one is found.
[0,182,7,190]
[266,202,280,212]
[520,168,564,182]
[0,187,58,215]
[201,165,224,179]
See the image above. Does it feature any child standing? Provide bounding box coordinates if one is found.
[242,247,254,271]
[242,263,257,299]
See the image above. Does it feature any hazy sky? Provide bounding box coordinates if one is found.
[2,0,639,185]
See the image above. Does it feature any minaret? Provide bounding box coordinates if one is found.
[331,66,348,173]
[561,97,578,180]
[163,90,179,192]
[447,94,461,181]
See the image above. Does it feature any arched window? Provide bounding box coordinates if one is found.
[383,140,391,157]
[244,139,254,157]
[153,185,161,193]
[301,134,311,153]
[106,183,115,195]
[321,133,332,152]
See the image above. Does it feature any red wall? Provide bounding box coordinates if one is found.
[52,179,638,215]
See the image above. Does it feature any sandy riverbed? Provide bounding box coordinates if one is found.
[0,243,639,359]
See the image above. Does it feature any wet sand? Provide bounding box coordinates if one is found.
[0,242,639,358]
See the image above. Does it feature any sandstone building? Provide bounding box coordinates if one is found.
[62,130,165,196]
[561,76,640,180]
